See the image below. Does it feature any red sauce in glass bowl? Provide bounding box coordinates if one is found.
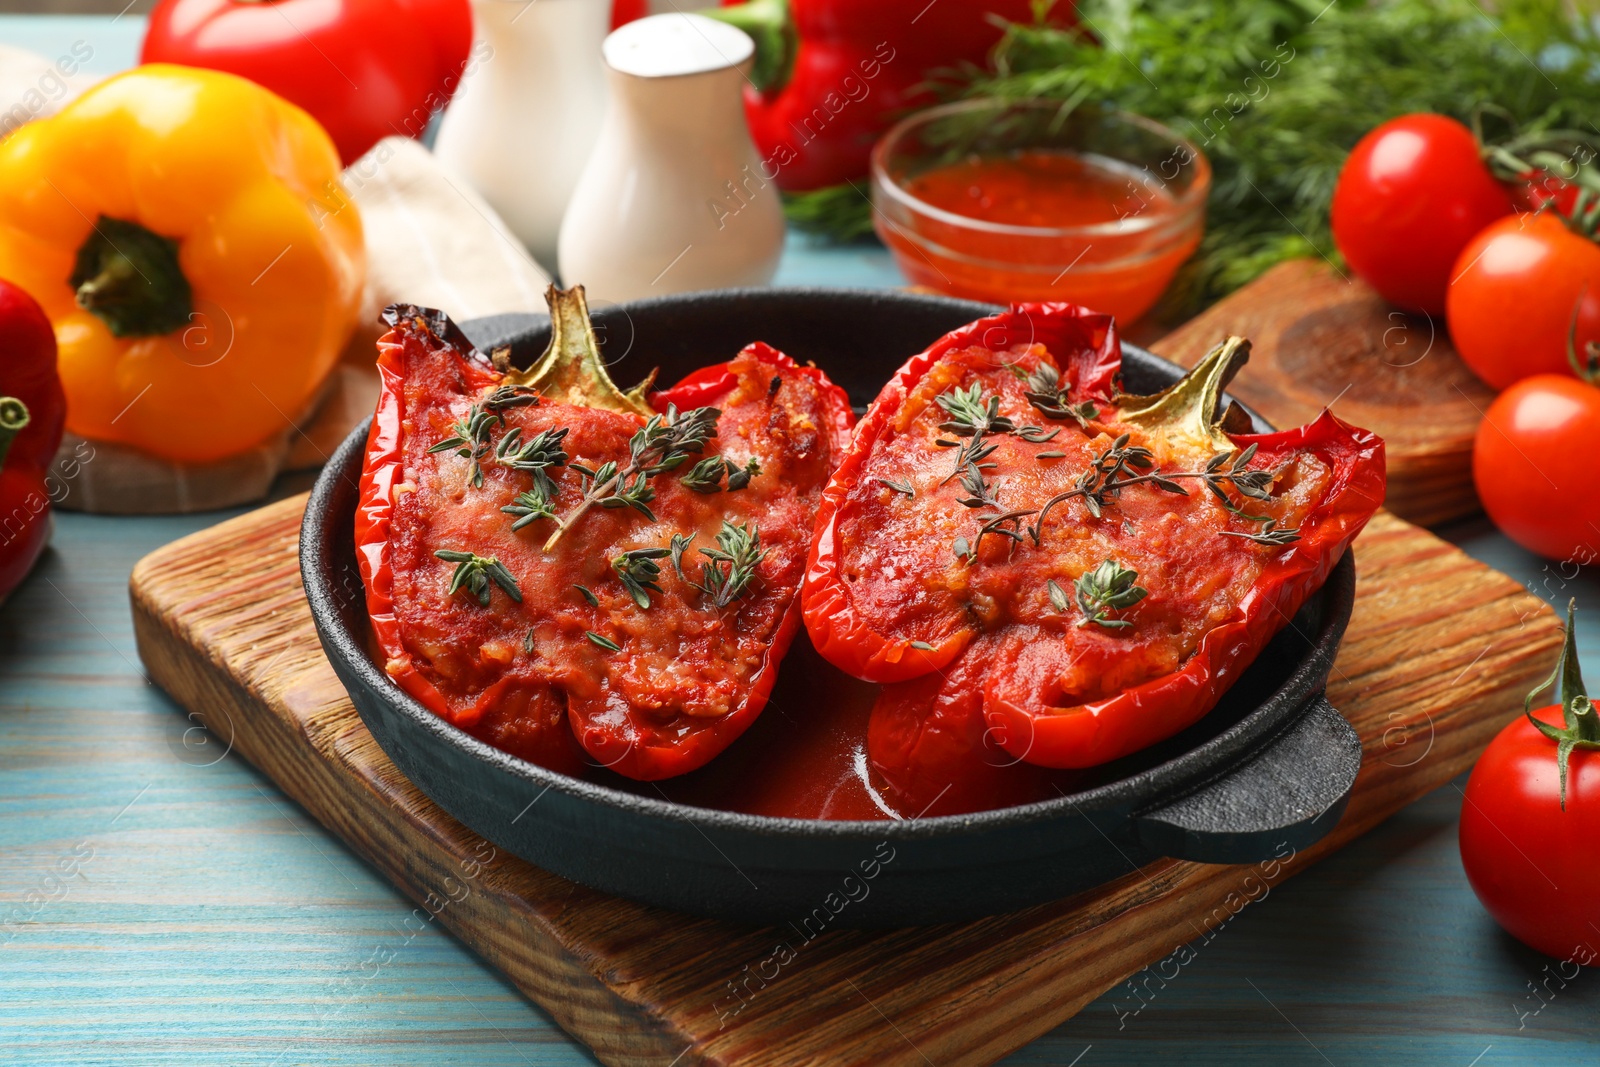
[871,103,1210,324]
[906,149,1158,228]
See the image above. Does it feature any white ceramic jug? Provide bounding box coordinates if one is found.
[557,13,785,302]
[434,0,611,273]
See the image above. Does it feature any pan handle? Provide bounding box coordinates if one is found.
[1130,692,1362,865]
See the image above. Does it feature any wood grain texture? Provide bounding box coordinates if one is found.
[125,493,1562,1067]
[1151,259,1493,528]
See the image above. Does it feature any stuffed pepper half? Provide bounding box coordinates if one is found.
[802,303,1385,816]
[358,286,854,780]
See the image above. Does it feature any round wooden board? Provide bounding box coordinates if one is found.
[1150,259,1493,527]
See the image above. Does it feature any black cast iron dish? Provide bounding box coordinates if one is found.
[302,288,1361,927]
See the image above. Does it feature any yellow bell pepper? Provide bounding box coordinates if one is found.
[0,64,364,463]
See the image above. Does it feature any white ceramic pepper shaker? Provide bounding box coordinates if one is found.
[434,0,611,273]
[557,13,785,302]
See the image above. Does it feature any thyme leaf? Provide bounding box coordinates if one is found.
[586,631,621,652]
[1047,578,1071,613]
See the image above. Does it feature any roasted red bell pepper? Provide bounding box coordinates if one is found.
[713,0,1073,192]
[141,0,474,165]
[801,303,1385,816]
[0,281,64,606]
[357,287,854,780]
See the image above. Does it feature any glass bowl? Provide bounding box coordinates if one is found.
[871,99,1210,323]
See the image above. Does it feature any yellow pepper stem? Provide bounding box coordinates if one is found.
[0,396,30,471]
[69,216,193,338]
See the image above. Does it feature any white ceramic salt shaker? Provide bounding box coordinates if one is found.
[433,0,611,273]
[557,13,785,302]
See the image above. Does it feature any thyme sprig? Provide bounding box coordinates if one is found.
[434,549,522,607]
[958,438,1299,562]
[1022,363,1099,430]
[612,547,672,609]
[875,477,915,498]
[671,522,767,609]
[683,455,761,493]
[496,426,569,496]
[501,485,558,531]
[428,407,497,487]
[934,384,1057,482]
[1074,559,1147,630]
[427,386,541,488]
[956,464,1004,510]
[543,404,720,551]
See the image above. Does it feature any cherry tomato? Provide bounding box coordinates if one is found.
[1473,374,1600,564]
[1459,606,1600,962]
[1331,114,1514,314]
[1448,212,1600,390]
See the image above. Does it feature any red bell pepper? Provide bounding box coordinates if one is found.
[713,0,1073,192]
[612,0,648,28]
[357,288,854,780]
[0,281,64,606]
[141,0,474,165]
[801,303,1385,816]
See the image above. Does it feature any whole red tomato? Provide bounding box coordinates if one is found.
[1460,604,1600,962]
[1448,212,1600,391]
[1473,372,1600,564]
[141,0,474,165]
[1331,114,1514,315]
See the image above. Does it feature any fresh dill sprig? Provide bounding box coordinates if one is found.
[793,0,1600,315]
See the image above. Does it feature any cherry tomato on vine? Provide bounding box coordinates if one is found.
[1473,371,1600,564]
[1460,603,1600,962]
[1331,114,1514,315]
[1448,212,1600,391]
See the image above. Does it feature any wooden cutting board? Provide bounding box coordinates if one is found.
[1150,259,1494,528]
[130,494,1559,1067]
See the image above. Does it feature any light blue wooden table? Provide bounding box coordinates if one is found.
[2,16,1597,1066]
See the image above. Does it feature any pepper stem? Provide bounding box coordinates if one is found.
[0,396,30,472]
[1525,599,1598,809]
[1117,336,1252,452]
[70,216,193,338]
[704,0,794,92]
[502,285,654,417]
